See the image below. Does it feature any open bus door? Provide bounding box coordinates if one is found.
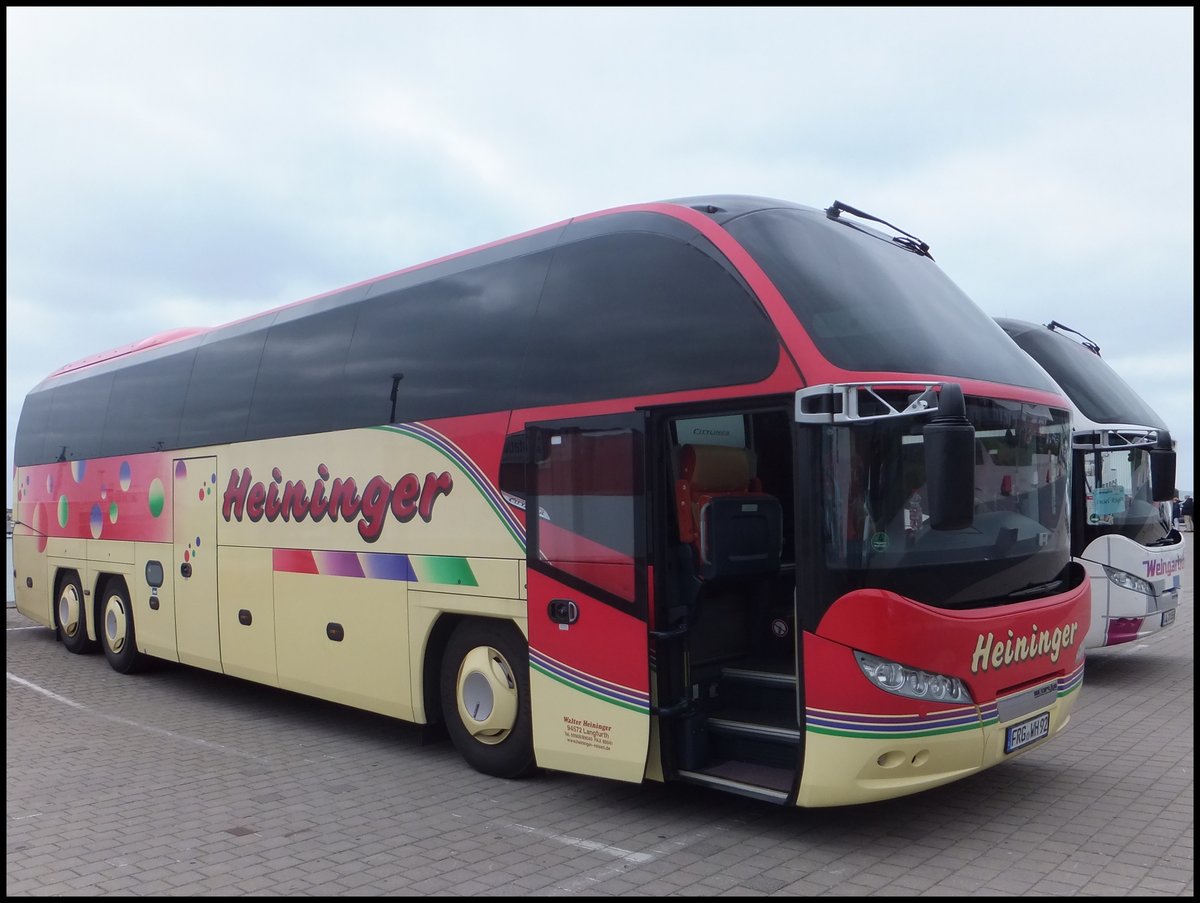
[525,413,652,783]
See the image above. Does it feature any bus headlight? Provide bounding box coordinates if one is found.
[1102,566,1154,596]
[854,651,973,704]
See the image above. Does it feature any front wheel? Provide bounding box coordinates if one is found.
[100,580,145,674]
[440,619,536,779]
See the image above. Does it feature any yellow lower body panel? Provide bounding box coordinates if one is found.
[797,689,1079,808]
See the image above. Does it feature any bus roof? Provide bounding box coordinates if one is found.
[996,317,1168,429]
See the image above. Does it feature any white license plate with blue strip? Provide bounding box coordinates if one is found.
[1005,711,1051,753]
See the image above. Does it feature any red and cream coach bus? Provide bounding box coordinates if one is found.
[12,196,1088,807]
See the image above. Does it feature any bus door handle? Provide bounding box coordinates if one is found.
[650,622,689,641]
[652,698,693,717]
[180,562,192,578]
[547,599,579,625]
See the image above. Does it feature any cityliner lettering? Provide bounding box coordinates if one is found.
[970,621,1081,673]
[222,465,454,542]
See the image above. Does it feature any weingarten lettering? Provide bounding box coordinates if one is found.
[1143,552,1186,579]
[222,464,453,542]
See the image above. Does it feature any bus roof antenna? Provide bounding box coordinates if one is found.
[389,373,404,423]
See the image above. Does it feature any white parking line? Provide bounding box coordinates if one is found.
[511,821,655,864]
[509,817,733,894]
[6,671,274,764]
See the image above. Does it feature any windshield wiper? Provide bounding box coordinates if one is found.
[1046,320,1101,355]
[1003,579,1064,600]
[825,200,935,259]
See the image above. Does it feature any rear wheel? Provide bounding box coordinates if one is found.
[100,580,144,674]
[56,572,95,654]
[440,619,536,779]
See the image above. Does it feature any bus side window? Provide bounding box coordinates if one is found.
[179,323,272,448]
[42,372,114,463]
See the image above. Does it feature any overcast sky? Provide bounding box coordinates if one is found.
[6,7,1195,501]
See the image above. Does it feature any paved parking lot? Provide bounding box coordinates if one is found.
[7,538,1193,896]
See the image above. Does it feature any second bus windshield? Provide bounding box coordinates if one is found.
[1080,446,1168,547]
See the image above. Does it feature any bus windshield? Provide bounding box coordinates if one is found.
[1000,321,1168,427]
[820,395,1072,609]
[1080,444,1168,547]
[726,207,1060,390]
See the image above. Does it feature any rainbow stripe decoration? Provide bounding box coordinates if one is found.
[272,548,478,587]
[530,648,650,714]
[808,660,1085,739]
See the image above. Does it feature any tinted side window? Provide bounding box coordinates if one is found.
[178,325,271,447]
[41,372,114,462]
[247,308,358,441]
[517,233,779,407]
[340,253,549,426]
[14,388,55,465]
[100,349,198,456]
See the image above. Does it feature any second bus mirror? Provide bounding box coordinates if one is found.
[923,383,975,531]
[1150,430,1176,503]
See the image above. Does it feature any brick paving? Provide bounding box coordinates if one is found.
[7,537,1193,895]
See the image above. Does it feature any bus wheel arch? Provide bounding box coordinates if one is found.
[54,569,95,654]
[96,575,145,674]
[439,617,536,779]
[422,614,464,730]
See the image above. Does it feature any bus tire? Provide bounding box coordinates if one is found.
[55,572,95,654]
[440,619,536,779]
[99,579,145,674]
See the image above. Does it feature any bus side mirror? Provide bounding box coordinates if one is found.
[923,383,975,531]
[1150,430,1176,503]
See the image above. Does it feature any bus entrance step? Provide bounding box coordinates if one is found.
[721,665,797,687]
[706,714,800,770]
[676,763,792,803]
[707,715,801,743]
[717,665,797,715]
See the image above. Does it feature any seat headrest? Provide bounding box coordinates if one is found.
[680,444,754,492]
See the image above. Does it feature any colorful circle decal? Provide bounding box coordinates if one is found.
[58,495,69,529]
[175,460,188,481]
[47,474,54,495]
[33,503,47,554]
[120,461,132,491]
[148,478,165,517]
[72,460,87,482]
[90,504,104,539]
[109,502,119,524]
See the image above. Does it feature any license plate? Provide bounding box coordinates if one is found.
[1004,711,1051,753]
[1162,609,1176,628]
